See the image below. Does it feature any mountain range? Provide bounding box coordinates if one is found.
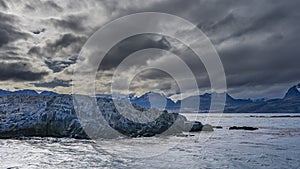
[0,89,59,96]
[0,84,299,113]
[130,84,300,113]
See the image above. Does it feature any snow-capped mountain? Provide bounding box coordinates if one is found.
[40,91,59,96]
[130,91,177,110]
[130,91,253,112]
[130,84,300,113]
[284,84,300,99]
[12,90,39,96]
[0,89,12,96]
[0,89,58,96]
[0,84,299,113]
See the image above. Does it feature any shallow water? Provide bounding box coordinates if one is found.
[1,113,300,169]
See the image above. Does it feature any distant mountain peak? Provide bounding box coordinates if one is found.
[146,91,165,96]
[13,89,39,96]
[40,91,59,96]
[130,91,176,110]
[0,89,59,96]
[0,89,12,96]
[284,84,300,99]
[202,93,211,97]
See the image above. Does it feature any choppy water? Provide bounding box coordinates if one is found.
[1,113,300,169]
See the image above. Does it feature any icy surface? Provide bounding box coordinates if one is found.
[1,113,300,169]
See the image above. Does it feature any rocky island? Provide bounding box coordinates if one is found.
[0,90,212,139]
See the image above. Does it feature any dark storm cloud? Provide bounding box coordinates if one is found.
[45,33,87,54]
[0,62,48,81]
[27,46,41,56]
[28,33,86,72]
[0,29,10,47]
[114,34,210,90]
[50,14,88,33]
[130,80,175,92]
[0,0,7,9]
[33,78,71,88]
[32,28,46,35]
[99,34,171,70]
[129,70,180,96]
[45,56,78,73]
[210,7,289,44]
[138,69,172,80]
[41,33,85,72]
[24,0,63,12]
[0,54,28,61]
[0,12,30,47]
[113,0,299,98]
[26,32,86,74]
[209,2,300,92]
[0,11,12,22]
[211,2,300,98]
[0,0,299,98]
[220,31,300,88]
[44,1,63,12]
[24,4,35,11]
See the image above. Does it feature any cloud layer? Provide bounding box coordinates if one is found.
[0,0,299,99]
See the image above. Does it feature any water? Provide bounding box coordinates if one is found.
[1,113,300,169]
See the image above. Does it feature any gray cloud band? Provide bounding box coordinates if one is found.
[72,12,227,158]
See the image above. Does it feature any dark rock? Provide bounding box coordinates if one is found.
[182,121,213,132]
[250,115,300,118]
[201,124,214,131]
[229,126,258,131]
[176,133,195,137]
[212,126,223,129]
[183,121,202,132]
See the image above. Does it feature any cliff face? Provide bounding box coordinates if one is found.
[0,95,86,139]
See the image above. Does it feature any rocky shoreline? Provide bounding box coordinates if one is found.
[0,94,213,139]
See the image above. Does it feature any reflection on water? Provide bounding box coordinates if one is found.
[1,113,300,168]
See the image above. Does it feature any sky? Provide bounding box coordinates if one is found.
[0,0,299,99]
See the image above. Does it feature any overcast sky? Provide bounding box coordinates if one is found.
[0,0,299,99]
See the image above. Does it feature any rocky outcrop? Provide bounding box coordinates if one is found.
[0,110,88,139]
[0,94,210,139]
[0,95,87,139]
[229,126,258,131]
[182,121,213,132]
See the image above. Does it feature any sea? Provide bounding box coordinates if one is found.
[1,113,300,169]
